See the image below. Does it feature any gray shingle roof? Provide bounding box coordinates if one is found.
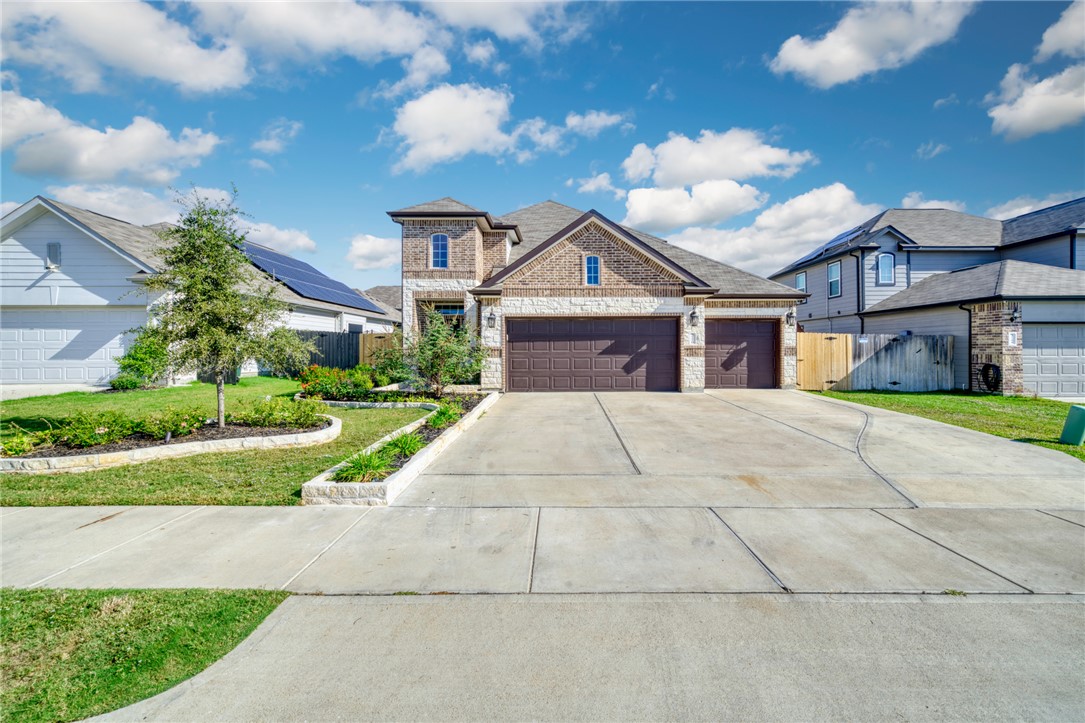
[1001,197,1085,245]
[359,285,402,324]
[389,197,481,214]
[39,197,391,320]
[45,197,165,269]
[493,201,802,297]
[862,260,1085,315]
[773,208,1003,278]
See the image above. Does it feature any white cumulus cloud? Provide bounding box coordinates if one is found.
[46,184,180,225]
[1035,0,1084,62]
[1,201,21,217]
[252,118,303,154]
[667,183,882,277]
[3,90,220,184]
[985,191,1082,219]
[565,110,625,138]
[900,192,966,212]
[0,89,71,150]
[425,1,583,46]
[575,173,626,200]
[987,62,1085,139]
[464,39,497,66]
[1,1,248,93]
[346,234,401,270]
[623,180,766,233]
[770,1,976,89]
[620,129,815,187]
[244,222,317,254]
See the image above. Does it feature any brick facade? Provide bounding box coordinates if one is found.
[481,231,507,280]
[402,219,480,280]
[968,301,1023,395]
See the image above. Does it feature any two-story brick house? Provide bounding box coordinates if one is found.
[769,198,1085,397]
[390,198,805,393]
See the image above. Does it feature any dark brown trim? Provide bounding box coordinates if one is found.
[388,209,523,244]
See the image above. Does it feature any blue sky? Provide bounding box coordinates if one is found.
[2,1,1083,286]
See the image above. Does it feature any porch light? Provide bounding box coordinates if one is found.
[486,309,497,329]
[689,308,700,326]
[785,310,796,326]
[1009,305,1021,323]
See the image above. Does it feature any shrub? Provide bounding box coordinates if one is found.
[384,431,426,459]
[140,407,207,440]
[1,428,39,457]
[56,411,137,448]
[427,400,464,430]
[109,373,144,391]
[227,398,324,428]
[331,449,393,482]
[297,365,374,400]
[405,310,486,396]
[115,327,169,386]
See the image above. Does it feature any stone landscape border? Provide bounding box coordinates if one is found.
[302,392,501,506]
[0,415,342,475]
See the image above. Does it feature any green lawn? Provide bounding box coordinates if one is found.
[816,390,1085,462]
[0,587,287,723]
[0,377,425,505]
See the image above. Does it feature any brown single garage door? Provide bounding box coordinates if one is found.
[705,319,777,388]
[506,318,678,392]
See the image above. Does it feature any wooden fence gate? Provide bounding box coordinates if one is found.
[796,332,954,391]
[297,331,397,370]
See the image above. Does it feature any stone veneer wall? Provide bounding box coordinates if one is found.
[403,279,480,342]
[968,301,1023,395]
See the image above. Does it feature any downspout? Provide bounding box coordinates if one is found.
[1071,230,1078,269]
[850,250,865,332]
[958,304,972,392]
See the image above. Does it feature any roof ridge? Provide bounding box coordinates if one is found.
[1003,196,1085,222]
[44,196,146,229]
[501,199,585,217]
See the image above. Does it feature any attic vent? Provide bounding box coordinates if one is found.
[45,242,61,271]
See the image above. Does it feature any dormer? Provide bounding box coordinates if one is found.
[388,198,521,282]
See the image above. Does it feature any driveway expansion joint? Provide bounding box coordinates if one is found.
[593,393,643,475]
[708,507,791,593]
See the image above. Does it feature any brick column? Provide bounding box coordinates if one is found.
[969,301,1023,395]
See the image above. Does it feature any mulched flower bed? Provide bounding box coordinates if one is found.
[304,392,488,416]
[12,420,330,459]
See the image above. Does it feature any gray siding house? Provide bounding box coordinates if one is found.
[770,198,1085,398]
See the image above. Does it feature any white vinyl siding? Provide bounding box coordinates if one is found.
[1001,235,1073,268]
[286,307,339,332]
[1,212,149,308]
[862,306,970,390]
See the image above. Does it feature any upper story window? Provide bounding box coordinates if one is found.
[584,255,601,286]
[45,242,61,271]
[795,271,807,303]
[827,260,842,298]
[430,234,449,269]
[876,253,896,285]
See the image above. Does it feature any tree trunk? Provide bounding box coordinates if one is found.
[216,372,226,428]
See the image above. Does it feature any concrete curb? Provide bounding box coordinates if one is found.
[302,392,501,506]
[0,415,342,475]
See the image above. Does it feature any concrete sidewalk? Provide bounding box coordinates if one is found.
[4,504,1082,594]
[98,594,1085,722]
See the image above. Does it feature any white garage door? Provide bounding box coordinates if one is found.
[0,307,147,385]
[1023,324,1085,398]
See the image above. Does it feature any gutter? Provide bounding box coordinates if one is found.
[958,303,973,392]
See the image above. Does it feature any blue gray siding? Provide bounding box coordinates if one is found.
[906,250,997,286]
[1001,235,1073,268]
[862,306,970,390]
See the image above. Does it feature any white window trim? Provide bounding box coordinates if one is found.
[827,260,842,298]
[876,252,895,285]
[795,271,806,303]
[584,254,601,286]
[429,233,449,269]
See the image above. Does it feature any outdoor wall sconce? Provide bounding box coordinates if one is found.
[486,310,497,329]
[785,310,796,326]
[1009,305,1021,323]
[689,308,700,326]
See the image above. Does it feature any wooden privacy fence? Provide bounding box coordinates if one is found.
[796,332,954,392]
[296,331,397,370]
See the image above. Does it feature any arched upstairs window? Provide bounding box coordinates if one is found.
[584,255,601,285]
[430,234,449,269]
[876,252,895,285]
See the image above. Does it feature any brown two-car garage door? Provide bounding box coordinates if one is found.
[705,319,778,388]
[506,318,678,392]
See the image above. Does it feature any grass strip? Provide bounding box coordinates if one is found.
[816,390,1085,462]
[0,587,288,723]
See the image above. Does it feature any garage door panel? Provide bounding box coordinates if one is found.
[0,307,146,385]
[1023,324,1084,398]
[705,319,777,389]
[506,317,678,392]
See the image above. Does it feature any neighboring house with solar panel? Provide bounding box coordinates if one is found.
[0,196,396,388]
[389,198,806,393]
[768,197,1085,398]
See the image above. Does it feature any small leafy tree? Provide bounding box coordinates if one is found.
[114,326,169,387]
[145,190,315,427]
[404,309,486,397]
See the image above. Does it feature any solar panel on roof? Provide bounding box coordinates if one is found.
[241,242,386,315]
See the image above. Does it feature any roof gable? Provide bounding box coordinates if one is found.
[478,210,710,290]
[389,197,482,215]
